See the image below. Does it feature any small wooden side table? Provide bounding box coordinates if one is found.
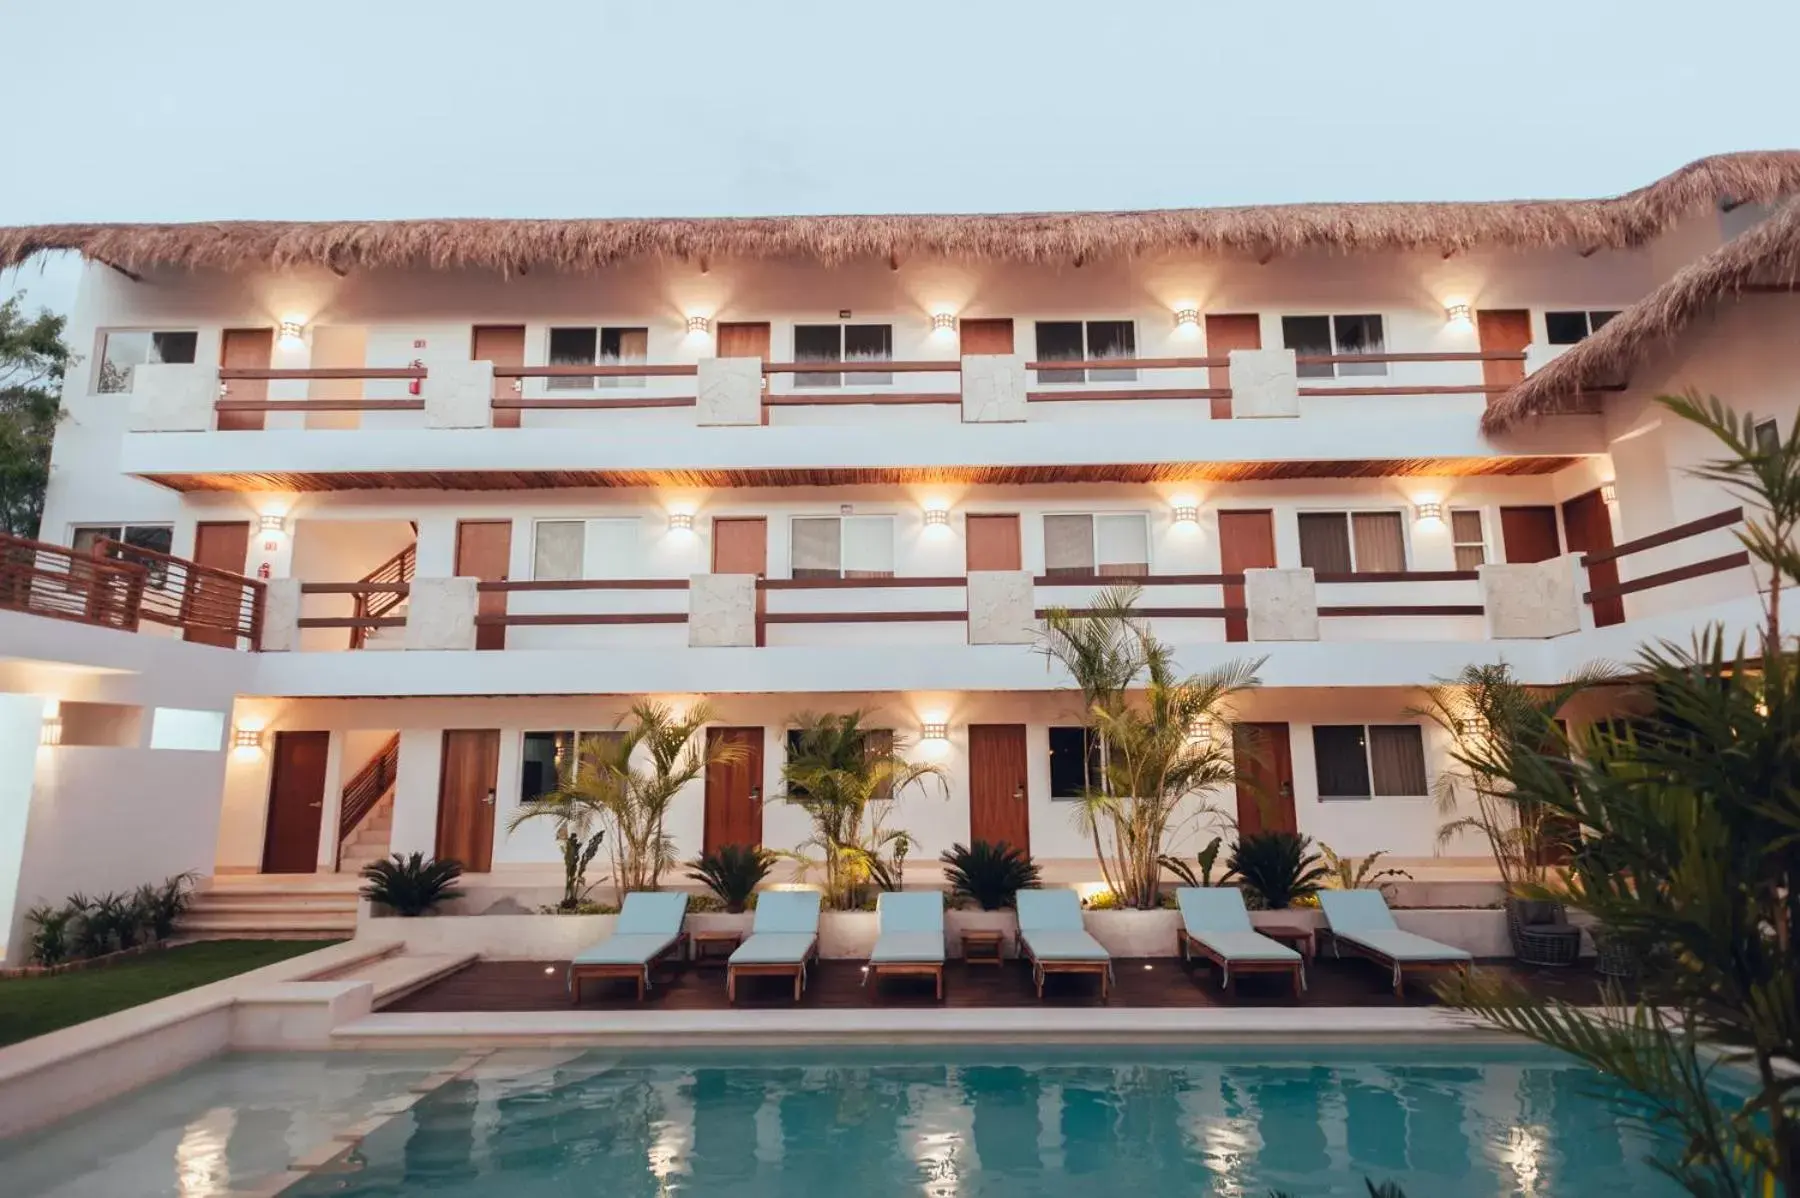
[690,929,743,966]
[961,929,1007,967]
[1255,918,1316,960]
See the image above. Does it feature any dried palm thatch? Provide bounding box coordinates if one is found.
[4,152,1799,276]
[1483,195,1800,432]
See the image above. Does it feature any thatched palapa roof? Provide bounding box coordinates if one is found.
[1482,195,1800,432]
[4,152,1800,276]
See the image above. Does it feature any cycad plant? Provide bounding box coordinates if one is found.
[1228,830,1330,910]
[1442,395,1800,1196]
[1038,584,1261,908]
[781,710,946,909]
[687,844,777,913]
[510,701,739,907]
[359,852,464,916]
[940,840,1041,910]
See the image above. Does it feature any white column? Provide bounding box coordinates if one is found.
[315,732,347,871]
[387,729,442,857]
[0,694,48,961]
[414,517,460,577]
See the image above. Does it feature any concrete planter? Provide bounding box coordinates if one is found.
[1083,909,1181,958]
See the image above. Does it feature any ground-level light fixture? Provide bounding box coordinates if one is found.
[685,315,710,335]
[930,312,957,333]
[668,512,695,533]
[1415,501,1444,523]
[1444,302,1472,328]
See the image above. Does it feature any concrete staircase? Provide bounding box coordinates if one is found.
[178,874,360,939]
[337,788,395,875]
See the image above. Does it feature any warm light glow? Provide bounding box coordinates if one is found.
[1173,306,1200,329]
[922,506,950,532]
[667,512,695,533]
[1187,718,1214,746]
[40,715,63,747]
[1075,881,1113,905]
[920,720,948,743]
[278,318,306,348]
[258,514,287,535]
[231,727,263,751]
[685,315,710,335]
[1415,501,1445,523]
[1171,503,1199,528]
[929,311,957,333]
[1444,302,1473,328]
[1601,483,1618,505]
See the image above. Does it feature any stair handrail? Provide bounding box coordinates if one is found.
[348,542,417,649]
[339,733,400,842]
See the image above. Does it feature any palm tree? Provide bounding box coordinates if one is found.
[1411,662,1615,892]
[510,700,738,905]
[1039,584,1261,908]
[780,710,946,909]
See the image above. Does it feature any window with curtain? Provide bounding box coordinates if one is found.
[1043,513,1149,577]
[1313,724,1427,798]
[790,516,894,580]
[520,729,628,802]
[596,327,648,388]
[1451,510,1487,571]
[94,331,199,393]
[547,327,647,389]
[1032,320,1137,384]
[533,521,585,581]
[1280,314,1386,378]
[793,324,893,387]
[1297,511,1405,573]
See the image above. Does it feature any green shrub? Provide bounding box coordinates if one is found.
[1228,831,1330,910]
[25,903,77,966]
[1159,835,1227,887]
[686,845,776,913]
[940,840,1041,910]
[135,872,197,940]
[360,853,465,916]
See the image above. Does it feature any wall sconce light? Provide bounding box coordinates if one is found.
[1600,483,1618,505]
[685,315,710,335]
[668,512,695,533]
[278,319,306,348]
[920,720,948,743]
[258,514,288,535]
[1173,307,1200,329]
[930,312,957,333]
[41,715,63,747]
[922,507,950,531]
[231,726,264,751]
[1187,718,1214,746]
[1415,501,1444,523]
[1444,302,1472,328]
[1171,503,1200,528]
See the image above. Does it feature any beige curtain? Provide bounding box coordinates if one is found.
[1351,512,1405,573]
[791,518,841,579]
[1298,513,1352,573]
[1368,725,1427,796]
[1044,515,1095,576]
[1451,510,1486,570]
[532,521,585,582]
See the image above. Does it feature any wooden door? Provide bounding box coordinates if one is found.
[1563,488,1623,626]
[187,521,251,647]
[473,325,526,429]
[1476,309,1532,396]
[716,321,771,360]
[1500,506,1563,564]
[711,517,767,647]
[1217,510,1276,643]
[959,318,1015,356]
[704,727,765,852]
[455,520,512,651]
[1231,723,1296,836]
[968,724,1031,853]
[435,729,499,872]
[219,328,274,431]
[1205,314,1261,421]
[965,514,1022,571]
[262,731,329,873]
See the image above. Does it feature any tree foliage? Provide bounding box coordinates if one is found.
[1443,394,1800,1197]
[0,295,70,537]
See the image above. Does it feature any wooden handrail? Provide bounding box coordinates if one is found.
[338,733,399,844]
[216,399,426,412]
[474,612,687,626]
[494,363,699,378]
[764,392,961,406]
[95,538,263,647]
[1319,604,1486,617]
[0,533,147,631]
[1313,571,1480,583]
[1026,356,1225,371]
[1294,351,1524,365]
[491,397,696,410]
[1584,552,1751,604]
[303,582,412,595]
[1581,507,1743,567]
[298,616,407,629]
[478,578,690,592]
[762,611,967,624]
[1028,388,1230,403]
[761,576,968,590]
[1035,572,1238,586]
[1035,606,1239,619]
[220,366,427,380]
[764,360,957,375]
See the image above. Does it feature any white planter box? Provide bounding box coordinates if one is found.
[1082,909,1181,958]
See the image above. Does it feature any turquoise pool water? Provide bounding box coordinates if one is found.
[4,1045,1704,1196]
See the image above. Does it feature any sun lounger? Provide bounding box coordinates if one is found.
[865,891,947,999]
[1318,889,1472,997]
[1176,887,1304,995]
[568,891,689,1003]
[1015,888,1113,1000]
[727,890,822,1003]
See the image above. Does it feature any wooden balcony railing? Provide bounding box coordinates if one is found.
[762,361,963,407]
[96,538,264,646]
[492,364,700,411]
[473,577,690,627]
[0,533,146,630]
[297,581,410,632]
[349,542,416,649]
[217,366,429,414]
[1581,507,1749,605]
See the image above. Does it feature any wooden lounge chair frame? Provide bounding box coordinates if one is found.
[1181,930,1304,997]
[1325,930,1472,997]
[569,932,689,1004]
[727,938,821,1003]
[1021,940,1112,1001]
[867,959,945,1000]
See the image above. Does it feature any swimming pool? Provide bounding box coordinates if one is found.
[3,1045,1700,1196]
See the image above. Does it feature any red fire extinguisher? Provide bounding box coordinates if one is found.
[408,358,424,397]
[256,562,272,580]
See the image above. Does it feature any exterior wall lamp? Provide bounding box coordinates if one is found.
[1444,302,1472,328]
[1173,307,1200,329]
[686,315,710,335]
[920,721,948,743]
[278,319,306,348]
[930,312,957,333]
[259,514,288,535]
[1171,503,1199,527]
[668,512,695,533]
[232,726,264,751]
[923,507,950,531]
[1601,483,1618,505]
[1415,501,1444,523]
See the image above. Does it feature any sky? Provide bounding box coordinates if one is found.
[3,0,1797,316]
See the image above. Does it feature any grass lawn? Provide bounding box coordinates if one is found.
[0,939,340,1048]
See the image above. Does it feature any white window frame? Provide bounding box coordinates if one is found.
[1031,319,1139,384]
[1312,722,1430,800]
[1281,314,1388,379]
[787,513,897,579]
[1449,507,1489,571]
[91,329,200,394]
[544,326,650,391]
[530,517,641,581]
[789,322,895,389]
[1041,510,1153,576]
[1541,310,1620,346]
[1295,508,1410,574]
